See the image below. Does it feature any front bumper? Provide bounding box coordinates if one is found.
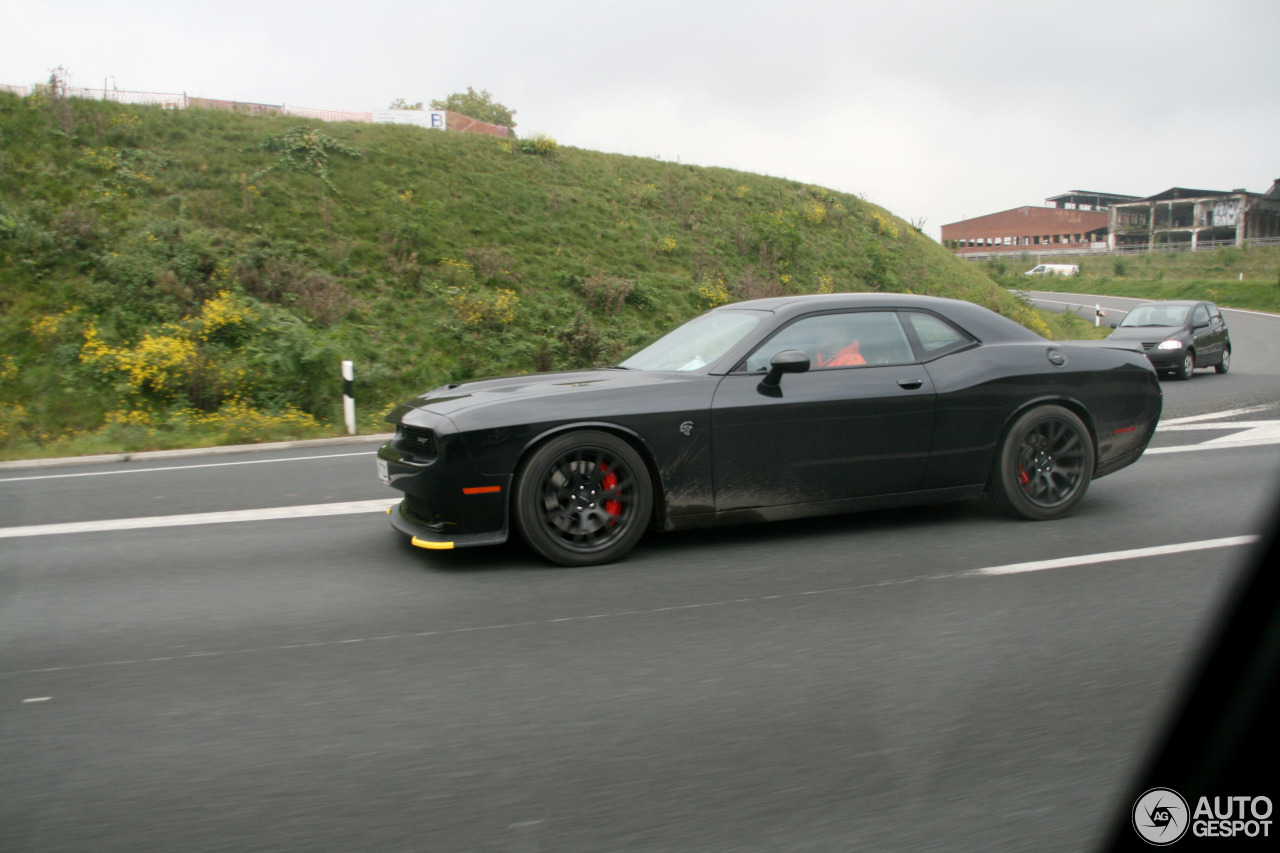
[386,499,509,550]
[1142,347,1185,370]
[378,435,510,549]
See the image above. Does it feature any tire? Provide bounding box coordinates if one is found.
[1176,350,1195,380]
[513,430,653,566]
[1215,347,1231,374]
[989,405,1095,521]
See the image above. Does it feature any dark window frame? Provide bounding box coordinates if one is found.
[899,310,980,363]
[731,309,919,374]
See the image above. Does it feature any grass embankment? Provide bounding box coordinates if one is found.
[978,248,1280,314]
[2,89,1056,460]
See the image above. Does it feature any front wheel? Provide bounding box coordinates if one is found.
[989,405,1095,521]
[1215,347,1231,374]
[1176,350,1195,380]
[513,430,653,566]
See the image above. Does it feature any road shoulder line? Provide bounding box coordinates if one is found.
[0,433,395,472]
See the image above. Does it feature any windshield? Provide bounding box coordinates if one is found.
[1119,304,1190,328]
[619,310,763,372]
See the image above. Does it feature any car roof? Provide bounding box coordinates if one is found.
[719,292,952,313]
[712,292,1044,343]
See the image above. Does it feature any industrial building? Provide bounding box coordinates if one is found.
[942,182,1280,256]
[1043,190,1142,211]
[1109,182,1280,250]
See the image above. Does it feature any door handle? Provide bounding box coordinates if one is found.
[897,378,924,390]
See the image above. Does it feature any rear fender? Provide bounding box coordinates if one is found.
[996,396,1099,472]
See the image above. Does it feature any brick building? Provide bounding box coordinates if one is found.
[941,205,1111,255]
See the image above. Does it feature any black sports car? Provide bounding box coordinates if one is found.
[377,293,1162,566]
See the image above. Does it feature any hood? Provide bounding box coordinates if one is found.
[387,368,685,420]
[1060,339,1146,354]
[1108,325,1183,342]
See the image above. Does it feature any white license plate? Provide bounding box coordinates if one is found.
[376,458,390,485]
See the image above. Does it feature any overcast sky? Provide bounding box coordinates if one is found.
[4,0,1278,240]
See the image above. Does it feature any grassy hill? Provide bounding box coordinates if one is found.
[1,89,1058,460]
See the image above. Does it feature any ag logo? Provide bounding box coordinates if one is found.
[679,420,694,436]
[1133,787,1190,845]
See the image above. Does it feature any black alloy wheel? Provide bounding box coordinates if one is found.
[1215,347,1231,374]
[990,405,1095,521]
[1177,350,1196,380]
[514,430,653,566]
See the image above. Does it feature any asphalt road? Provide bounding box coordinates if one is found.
[3,300,1279,852]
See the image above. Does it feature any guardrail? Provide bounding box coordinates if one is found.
[1014,292,1119,325]
[958,235,1280,261]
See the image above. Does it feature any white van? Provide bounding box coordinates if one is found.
[1025,264,1079,276]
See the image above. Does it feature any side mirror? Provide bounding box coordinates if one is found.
[1109,322,1118,329]
[758,350,810,394]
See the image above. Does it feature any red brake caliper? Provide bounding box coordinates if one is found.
[600,463,621,521]
[1017,466,1030,488]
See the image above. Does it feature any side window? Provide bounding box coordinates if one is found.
[1207,305,1223,323]
[1193,304,1211,326]
[740,311,915,372]
[904,312,974,359]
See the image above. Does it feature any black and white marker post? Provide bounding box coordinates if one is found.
[342,360,356,435]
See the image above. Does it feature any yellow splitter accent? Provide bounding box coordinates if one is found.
[411,537,455,550]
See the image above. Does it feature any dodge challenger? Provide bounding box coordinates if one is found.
[377,293,1162,566]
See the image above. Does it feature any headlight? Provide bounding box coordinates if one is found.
[1157,340,1184,350]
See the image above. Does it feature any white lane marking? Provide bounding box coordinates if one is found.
[1205,423,1280,444]
[1147,407,1280,453]
[1220,306,1280,318]
[968,536,1259,576]
[1148,415,1280,453]
[1159,419,1280,435]
[23,697,52,703]
[2,535,1261,677]
[1019,292,1280,319]
[1159,406,1274,427]
[1021,297,1098,308]
[0,451,375,483]
[1146,437,1280,454]
[0,499,397,539]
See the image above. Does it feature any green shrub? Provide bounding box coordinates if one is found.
[519,133,559,157]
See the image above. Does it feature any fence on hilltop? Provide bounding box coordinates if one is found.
[0,83,512,137]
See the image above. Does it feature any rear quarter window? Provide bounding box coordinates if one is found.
[904,312,975,359]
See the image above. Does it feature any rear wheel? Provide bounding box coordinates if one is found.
[514,430,652,566]
[1215,347,1231,374]
[1176,350,1195,380]
[990,405,1095,521]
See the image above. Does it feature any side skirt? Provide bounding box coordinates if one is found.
[663,485,986,532]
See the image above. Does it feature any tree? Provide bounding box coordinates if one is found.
[429,87,516,129]
[387,98,423,110]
